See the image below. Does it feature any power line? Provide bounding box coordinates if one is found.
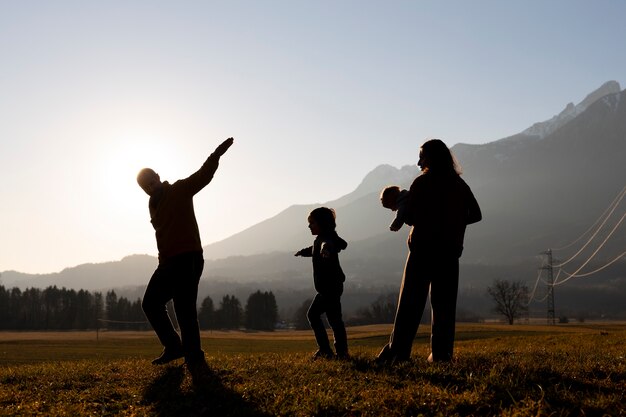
[535,269,562,303]
[553,210,626,286]
[560,249,626,279]
[553,184,626,252]
[553,187,625,268]
[533,185,626,321]
[527,258,546,303]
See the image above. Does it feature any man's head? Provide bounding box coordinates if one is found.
[137,168,163,196]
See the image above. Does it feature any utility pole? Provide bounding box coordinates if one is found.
[542,249,556,325]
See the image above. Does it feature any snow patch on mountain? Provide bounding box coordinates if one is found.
[520,81,621,139]
[601,91,622,112]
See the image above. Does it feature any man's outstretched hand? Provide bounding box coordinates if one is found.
[215,137,234,156]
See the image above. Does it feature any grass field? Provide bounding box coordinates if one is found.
[1,323,625,416]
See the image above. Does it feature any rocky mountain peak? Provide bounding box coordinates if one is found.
[355,164,419,194]
[521,80,621,139]
[579,80,621,108]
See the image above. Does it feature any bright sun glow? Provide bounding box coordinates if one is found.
[96,130,185,214]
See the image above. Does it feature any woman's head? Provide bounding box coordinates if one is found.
[308,207,336,234]
[418,139,461,175]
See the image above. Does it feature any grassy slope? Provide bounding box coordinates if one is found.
[1,323,625,416]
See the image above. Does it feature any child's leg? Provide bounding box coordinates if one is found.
[307,294,332,353]
[325,294,348,356]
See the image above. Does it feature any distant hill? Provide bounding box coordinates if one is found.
[200,163,420,260]
[3,81,625,317]
[0,255,158,292]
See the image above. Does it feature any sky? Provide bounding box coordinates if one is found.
[1,1,625,274]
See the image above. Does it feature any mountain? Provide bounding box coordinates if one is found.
[201,81,626,266]
[3,81,626,317]
[454,81,626,263]
[0,255,158,292]
[201,164,419,260]
[520,80,621,139]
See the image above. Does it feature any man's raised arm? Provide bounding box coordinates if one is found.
[183,137,235,195]
[212,137,234,158]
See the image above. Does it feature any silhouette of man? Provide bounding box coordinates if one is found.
[137,137,234,370]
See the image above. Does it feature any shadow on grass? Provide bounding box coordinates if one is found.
[348,354,625,415]
[143,365,271,417]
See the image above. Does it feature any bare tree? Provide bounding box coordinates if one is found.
[486,279,529,324]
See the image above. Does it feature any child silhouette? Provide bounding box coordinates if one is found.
[295,207,349,359]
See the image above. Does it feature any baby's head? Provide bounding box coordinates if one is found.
[380,186,401,211]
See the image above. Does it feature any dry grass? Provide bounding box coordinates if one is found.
[1,323,625,416]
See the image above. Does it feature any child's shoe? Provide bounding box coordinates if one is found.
[151,346,184,365]
[311,349,334,360]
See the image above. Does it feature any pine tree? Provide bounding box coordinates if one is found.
[198,295,216,330]
[245,290,278,331]
[216,295,242,329]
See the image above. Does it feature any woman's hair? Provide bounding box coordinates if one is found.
[309,207,336,232]
[420,139,462,175]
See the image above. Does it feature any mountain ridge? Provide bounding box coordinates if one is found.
[3,81,625,317]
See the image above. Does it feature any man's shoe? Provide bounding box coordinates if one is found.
[151,347,184,365]
[187,357,212,386]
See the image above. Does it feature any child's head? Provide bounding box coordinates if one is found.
[380,186,401,211]
[307,207,336,235]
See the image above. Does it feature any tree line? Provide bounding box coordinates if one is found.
[0,285,103,330]
[2,281,535,330]
[0,285,281,331]
[0,283,405,331]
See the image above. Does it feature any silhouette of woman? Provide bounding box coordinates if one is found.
[377,139,482,363]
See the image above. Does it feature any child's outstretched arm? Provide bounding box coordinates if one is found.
[295,246,313,257]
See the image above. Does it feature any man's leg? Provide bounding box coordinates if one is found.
[172,252,205,364]
[142,263,183,363]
